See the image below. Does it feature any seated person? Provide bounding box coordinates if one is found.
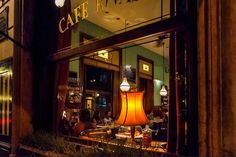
[147,110,154,120]
[103,110,113,125]
[92,110,103,125]
[74,109,96,136]
[153,111,164,123]
[149,109,164,129]
[59,110,74,136]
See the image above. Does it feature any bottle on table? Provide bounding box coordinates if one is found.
[142,125,152,146]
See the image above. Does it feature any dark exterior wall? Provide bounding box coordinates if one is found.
[11,0,59,155]
[31,0,58,131]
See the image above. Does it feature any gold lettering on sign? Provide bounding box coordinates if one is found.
[74,5,81,23]
[59,17,68,33]
[96,0,104,12]
[82,1,89,19]
[66,13,74,28]
[59,0,89,33]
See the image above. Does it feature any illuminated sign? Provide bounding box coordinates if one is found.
[58,0,139,33]
[98,50,109,59]
[142,64,149,72]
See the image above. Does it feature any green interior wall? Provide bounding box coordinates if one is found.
[69,59,79,73]
[69,20,169,107]
[124,46,169,107]
[71,20,112,46]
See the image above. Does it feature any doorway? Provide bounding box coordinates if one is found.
[139,77,154,113]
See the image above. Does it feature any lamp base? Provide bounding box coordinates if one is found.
[131,126,135,139]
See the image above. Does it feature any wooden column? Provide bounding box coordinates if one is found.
[52,0,71,133]
[186,1,198,156]
[168,33,177,153]
[221,1,236,156]
[167,0,177,154]
[30,0,59,131]
[175,32,187,155]
[53,61,69,134]
[10,0,34,156]
[198,0,221,156]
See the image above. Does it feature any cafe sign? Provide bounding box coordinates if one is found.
[58,0,139,33]
[59,1,88,33]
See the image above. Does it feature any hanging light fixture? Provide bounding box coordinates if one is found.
[55,0,66,8]
[160,84,167,96]
[160,42,168,96]
[120,20,130,92]
[120,77,130,92]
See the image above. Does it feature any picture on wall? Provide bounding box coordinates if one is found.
[124,66,136,83]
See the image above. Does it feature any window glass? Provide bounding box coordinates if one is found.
[0,61,12,142]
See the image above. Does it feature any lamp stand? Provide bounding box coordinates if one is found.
[131,126,135,139]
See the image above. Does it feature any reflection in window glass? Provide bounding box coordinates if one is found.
[0,61,12,142]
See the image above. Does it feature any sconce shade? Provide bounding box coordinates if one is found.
[116,92,149,126]
[55,0,65,8]
[120,77,130,92]
[160,85,167,96]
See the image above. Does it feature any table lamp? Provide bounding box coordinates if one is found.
[116,92,149,139]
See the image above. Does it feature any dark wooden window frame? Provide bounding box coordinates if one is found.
[50,8,197,156]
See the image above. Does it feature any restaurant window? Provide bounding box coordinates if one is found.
[54,0,196,155]
[56,34,170,150]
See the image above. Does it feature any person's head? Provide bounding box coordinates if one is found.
[79,109,91,123]
[66,111,71,120]
[105,110,112,118]
[155,110,164,119]
[149,110,154,116]
[62,110,71,121]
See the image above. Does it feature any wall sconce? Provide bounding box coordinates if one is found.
[55,0,66,8]
[116,92,149,139]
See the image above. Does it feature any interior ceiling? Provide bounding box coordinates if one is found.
[71,0,170,58]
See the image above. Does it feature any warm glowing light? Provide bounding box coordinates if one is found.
[120,77,130,92]
[98,50,109,59]
[142,64,149,72]
[116,92,149,126]
[95,93,100,97]
[0,71,12,76]
[160,85,167,96]
[55,0,66,8]
[0,96,12,102]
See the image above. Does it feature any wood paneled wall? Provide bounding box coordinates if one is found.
[198,0,236,156]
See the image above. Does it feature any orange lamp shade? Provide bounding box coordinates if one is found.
[116,92,149,126]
